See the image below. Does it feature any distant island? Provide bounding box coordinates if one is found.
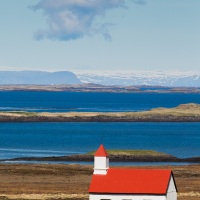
[2,149,200,163]
[1,103,200,122]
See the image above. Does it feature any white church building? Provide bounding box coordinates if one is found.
[89,144,177,200]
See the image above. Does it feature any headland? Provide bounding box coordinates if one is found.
[1,103,200,122]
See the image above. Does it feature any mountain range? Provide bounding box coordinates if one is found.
[0,71,81,85]
[75,70,200,87]
[0,70,200,87]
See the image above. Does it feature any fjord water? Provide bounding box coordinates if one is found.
[0,122,199,160]
[0,91,200,160]
[1,91,200,112]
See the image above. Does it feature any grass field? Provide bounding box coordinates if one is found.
[87,149,170,157]
[0,164,199,200]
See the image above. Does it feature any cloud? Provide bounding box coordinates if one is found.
[133,0,146,5]
[30,0,145,41]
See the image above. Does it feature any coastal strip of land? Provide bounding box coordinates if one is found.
[2,149,200,163]
[0,84,200,93]
[0,164,199,200]
[1,103,200,122]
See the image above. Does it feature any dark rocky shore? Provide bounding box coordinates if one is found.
[1,114,200,122]
[2,154,200,163]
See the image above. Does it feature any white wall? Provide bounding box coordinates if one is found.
[90,194,166,200]
[166,176,177,200]
[94,157,109,169]
[94,156,109,175]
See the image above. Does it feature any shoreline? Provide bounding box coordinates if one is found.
[1,103,200,122]
[0,84,200,93]
[1,116,200,122]
[2,154,200,163]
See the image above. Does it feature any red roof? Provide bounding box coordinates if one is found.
[89,168,173,194]
[95,144,108,157]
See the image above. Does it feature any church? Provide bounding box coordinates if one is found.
[89,144,177,200]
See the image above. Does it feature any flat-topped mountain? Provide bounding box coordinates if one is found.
[0,71,82,85]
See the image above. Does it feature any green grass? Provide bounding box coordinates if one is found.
[87,149,170,157]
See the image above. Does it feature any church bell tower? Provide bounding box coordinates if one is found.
[93,144,109,175]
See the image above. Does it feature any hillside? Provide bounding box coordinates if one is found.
[0,71,82,85]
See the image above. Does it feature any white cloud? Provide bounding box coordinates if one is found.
[30,0,145,41]
[133,0,146,5]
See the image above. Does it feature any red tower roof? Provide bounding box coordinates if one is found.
[89,169,176,194]
[95,144,108,157]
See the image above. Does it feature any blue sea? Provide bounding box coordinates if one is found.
[0,91,199,163]
[0,91,200,112]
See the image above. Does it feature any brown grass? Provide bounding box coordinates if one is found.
[87,149,170,157]
[1,103,200,120]
[0,164,199,199]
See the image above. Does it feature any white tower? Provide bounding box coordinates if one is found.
[93,144,109,175]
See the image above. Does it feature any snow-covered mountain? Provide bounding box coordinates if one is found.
[75,70,200,87]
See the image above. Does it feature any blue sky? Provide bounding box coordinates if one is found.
[0,0,200,72]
